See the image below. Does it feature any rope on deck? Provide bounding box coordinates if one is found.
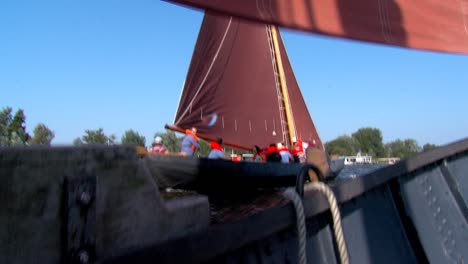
[283,182,349,264]
[283,187,307,264]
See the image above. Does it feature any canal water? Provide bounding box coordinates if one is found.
[336,164,389,179]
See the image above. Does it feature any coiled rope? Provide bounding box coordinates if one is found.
[283,182,349,264]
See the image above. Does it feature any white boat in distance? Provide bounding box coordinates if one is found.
[342,151,372,165]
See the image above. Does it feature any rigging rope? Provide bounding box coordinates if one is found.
[283,188,307,264]
[266,25,288,144]
[175,17,233,125]
[283,182,349,264]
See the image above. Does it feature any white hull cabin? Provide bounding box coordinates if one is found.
[342,152,373,165]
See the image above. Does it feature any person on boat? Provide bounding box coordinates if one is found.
[208,138,227,159]
[180,127,200,156]
[231,154,242,162]
[277,142,293,163]
[309,139,317,148]
[251,145,265,162]
[266,143,281,162]
[290,149,300,163]
[291,137,305,163]
[148,136,168,154]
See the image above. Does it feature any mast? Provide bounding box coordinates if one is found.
[270,25,296,147]
[165,124,252,151]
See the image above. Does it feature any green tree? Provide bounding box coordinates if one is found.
[352,127,384,157]
[324,135,360,156]
[198,139,210,156]
[30,123,55,145]
[121,129,146,147]
[0,107,12,146]
[384,139,421,159]
[422,143,438,152]
[73,137,84,146]
[403,139,421,157]
[80,128,115,144]
[9,109,29,145]
[0,107,30,146]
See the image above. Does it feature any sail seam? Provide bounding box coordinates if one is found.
[175,17,233,125]
[256,0,265,20]
[461,0,468,34]
[383,0,394,42]
[378,0,387,42]
[266,0,275,21]
[378,0,392,43]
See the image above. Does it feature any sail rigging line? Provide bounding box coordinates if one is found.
[266,25,288,144]
[173,79,186,124]
[271,25,297,147]
[175,16,234,126]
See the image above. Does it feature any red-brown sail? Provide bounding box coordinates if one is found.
[167,0,468,54]
[171,12,323,150]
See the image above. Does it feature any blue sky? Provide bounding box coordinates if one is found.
[1,0,467,147]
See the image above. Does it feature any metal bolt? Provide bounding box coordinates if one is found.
[78,250,89,264]
[78,191,91,205]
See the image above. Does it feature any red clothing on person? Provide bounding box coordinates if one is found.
[185,129,199,150]
[210,141,223,151]
[278,146,289,153]
[266,145,278,156]
[291,139,304,154]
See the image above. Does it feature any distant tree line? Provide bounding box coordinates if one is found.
[72,128,213,155]
[0,107,55,146]
[324,127,438,159]
[1,106,439,159]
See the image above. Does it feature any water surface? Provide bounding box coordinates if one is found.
[337,164,388,179]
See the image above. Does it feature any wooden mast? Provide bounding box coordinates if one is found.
[165,124,252,151]
[270,25,296,147]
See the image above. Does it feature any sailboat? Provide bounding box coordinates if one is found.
[166,11,323,151]
[2,1,468,264]
[161,11,343,189]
